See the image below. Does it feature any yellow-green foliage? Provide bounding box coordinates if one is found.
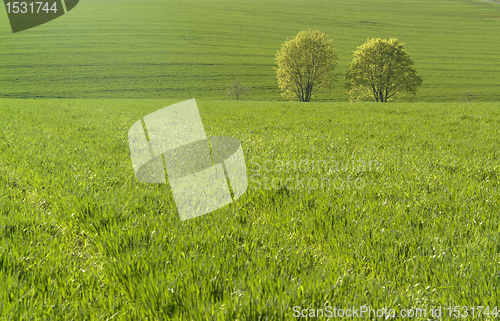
[275,30,338,102]
[345,38,423,102]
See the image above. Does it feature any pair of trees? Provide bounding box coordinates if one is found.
[275,30,422,102]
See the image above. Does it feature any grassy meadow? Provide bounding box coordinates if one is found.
[1,0,500,319]
[1,98,499,319]
[0,0,499,101]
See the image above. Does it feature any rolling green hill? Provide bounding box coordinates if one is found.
[1,98,499,319]
[0,0,499,101]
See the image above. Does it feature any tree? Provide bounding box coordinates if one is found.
[275,30,338,102]
[226,80,252,100]
[461,90,476,102]
[345,38,422,102]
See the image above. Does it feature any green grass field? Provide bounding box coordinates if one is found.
[1,0,500,319]
[1,98,499,319]
[0,0,499,101]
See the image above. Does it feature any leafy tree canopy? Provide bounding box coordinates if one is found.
[345,38,422,102]
[275,30,338,102]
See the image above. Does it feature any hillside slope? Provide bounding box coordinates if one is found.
[0,0,499,101]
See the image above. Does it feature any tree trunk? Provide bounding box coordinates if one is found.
[379,91,384,102]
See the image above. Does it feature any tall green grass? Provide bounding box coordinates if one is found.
[0,0,499,101]
[1,99,499,319]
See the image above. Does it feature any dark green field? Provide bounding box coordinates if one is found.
[0,0,499,101]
